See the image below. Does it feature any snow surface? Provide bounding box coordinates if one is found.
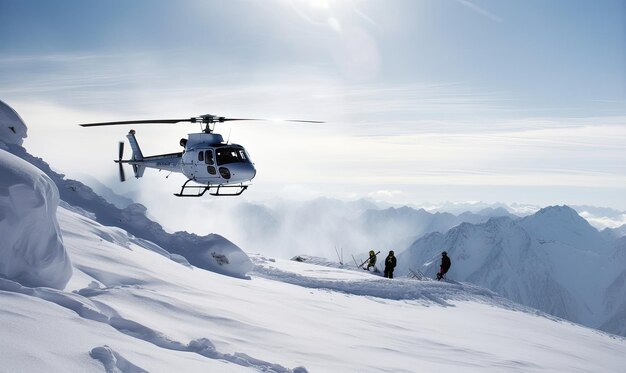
[2,205,626,372]
[0,148,71,289]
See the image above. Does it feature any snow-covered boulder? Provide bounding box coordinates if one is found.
[0,149,72,289]
[0,100,27,148]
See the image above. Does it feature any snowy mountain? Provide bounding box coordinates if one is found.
[2,100,626,371]
[420,200,539,216]
[358,205,513,252]
[397,206,626,336]
[601,224,626,240]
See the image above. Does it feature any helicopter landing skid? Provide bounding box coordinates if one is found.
[174,179,248,197]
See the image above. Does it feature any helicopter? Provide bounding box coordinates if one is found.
[79,114,322,197]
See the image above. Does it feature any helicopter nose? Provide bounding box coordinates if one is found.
[223,163,256,182]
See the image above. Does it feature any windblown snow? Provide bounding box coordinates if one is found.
[1,100,626,372]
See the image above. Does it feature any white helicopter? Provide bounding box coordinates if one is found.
[79,114,322,197]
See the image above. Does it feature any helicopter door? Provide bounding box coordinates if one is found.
[204,150,218,176]
[183,149,208,180]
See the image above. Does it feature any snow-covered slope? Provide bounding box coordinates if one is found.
[1,204,625,372]
[397,206,626,336]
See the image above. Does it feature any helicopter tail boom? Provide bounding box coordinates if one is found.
[116,130,181,180]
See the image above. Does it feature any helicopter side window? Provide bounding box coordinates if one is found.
[198,151,204,162]
[205,150,214,165]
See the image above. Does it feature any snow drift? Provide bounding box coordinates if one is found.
[0,148,72,289]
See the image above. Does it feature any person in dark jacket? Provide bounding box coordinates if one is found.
[384,250,397,279]
[436,251,451,280]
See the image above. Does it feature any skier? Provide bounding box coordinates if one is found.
[365,250,377,271]
[436,251,451,281]
[384,250,396,279]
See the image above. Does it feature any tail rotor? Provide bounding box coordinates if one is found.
[118,141,126,182]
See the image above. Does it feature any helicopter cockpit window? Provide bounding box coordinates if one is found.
[216,147,250,165]
[205,150,214,165]
[198,151,204,162]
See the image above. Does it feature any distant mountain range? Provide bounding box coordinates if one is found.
[396,205,626,336]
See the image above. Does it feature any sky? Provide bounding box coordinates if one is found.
[1,0,625,211]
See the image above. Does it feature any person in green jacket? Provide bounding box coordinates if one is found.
[366,250,377,271]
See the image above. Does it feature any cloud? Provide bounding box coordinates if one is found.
[578,210,626,230]
[367,190,403,200]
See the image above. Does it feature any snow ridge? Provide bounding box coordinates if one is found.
[254,255,523,309]
[90,345,147,373]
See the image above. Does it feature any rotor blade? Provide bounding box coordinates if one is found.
[281,119,325,123]
[221,118,324,123]
[118,141,124,160]
[119,163,126,182]
[220,118,263,122]
[79,119,193,127]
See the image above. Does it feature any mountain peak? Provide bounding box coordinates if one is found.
[525,205,593,229]
[520,204,604,249]
[536,204,578,216]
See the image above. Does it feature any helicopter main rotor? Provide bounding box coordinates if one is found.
[79,114,323,133]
